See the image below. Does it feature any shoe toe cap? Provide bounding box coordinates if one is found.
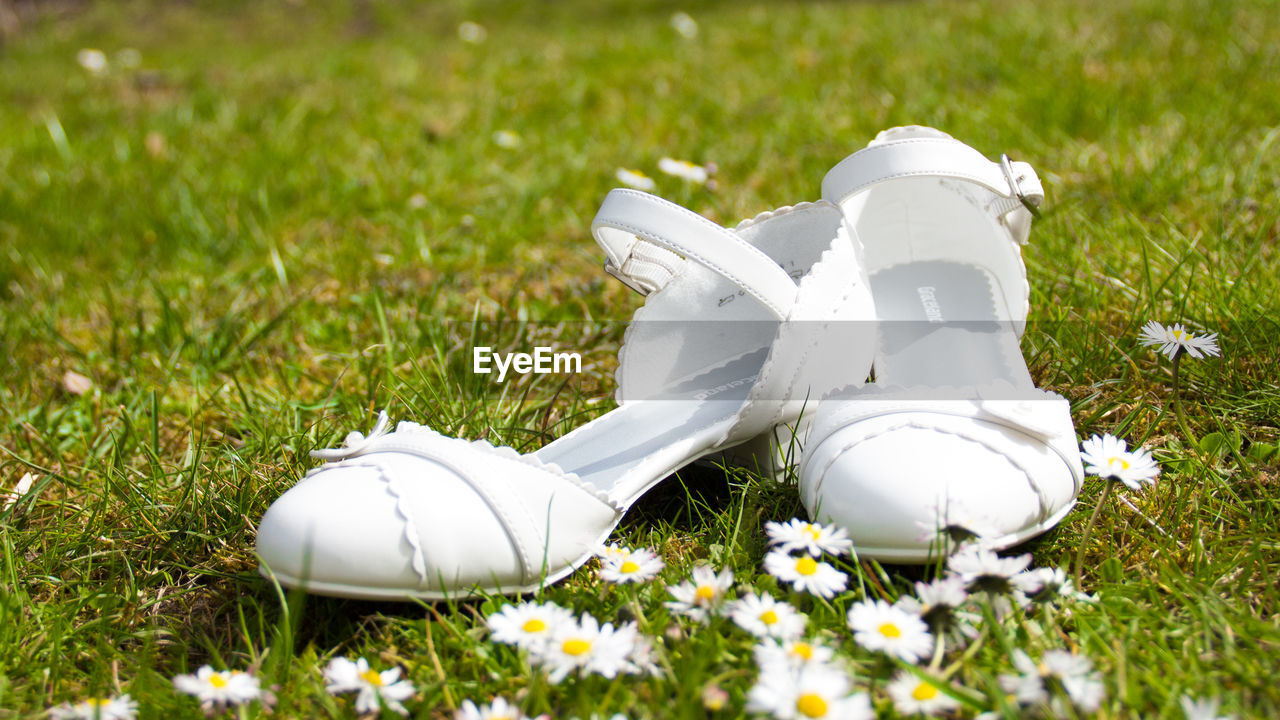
[256,456,527,597]
[802,418,1077,559]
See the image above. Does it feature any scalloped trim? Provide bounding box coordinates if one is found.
[328,421,621,512]
[302,458,430,584]
[732,199,839,232]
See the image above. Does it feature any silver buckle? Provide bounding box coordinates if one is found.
[603,260,651,296]
[1001,153,1042,219]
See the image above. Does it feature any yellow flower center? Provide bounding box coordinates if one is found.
[803,524,821,541]
[620,560,641,574]
[209,674,228,689]
[88,699,110,708]
[360,669,384,687]
[911,682,939,701]
[796,692,829,717]
[794,556,818,576]
[790,642,814,660]
[694,585,717,602]
[878,622,902,638]
[1107,456,1131,470]
[759,610,779,625]
[562,638,592,656]
[522,618,547,633]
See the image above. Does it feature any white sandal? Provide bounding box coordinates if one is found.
[798,127,1084,562]
[256,189,875,599]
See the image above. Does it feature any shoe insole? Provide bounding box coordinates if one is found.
[869,261,1032,390]
[534,347,767,503]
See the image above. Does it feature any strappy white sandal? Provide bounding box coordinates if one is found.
[798,127,1084,562]
[256,189,875,599]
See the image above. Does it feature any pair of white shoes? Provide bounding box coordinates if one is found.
[256,127,1084,600]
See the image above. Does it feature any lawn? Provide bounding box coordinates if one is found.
[1,0,1278,717]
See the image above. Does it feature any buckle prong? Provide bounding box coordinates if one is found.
[1001,153,1042,219]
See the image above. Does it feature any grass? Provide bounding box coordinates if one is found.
[1,0,1279,716]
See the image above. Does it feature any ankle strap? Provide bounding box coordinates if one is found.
[821,137,1043,244]
[591,189,800,320]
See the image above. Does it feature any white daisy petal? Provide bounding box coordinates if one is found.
[753,638,836,673]
[1138,320,1220,361]
[764,518,853,557]
[173,665,262,712]
[763,548,847,598]
[847,599,934,664]
[534,614,639,683]
[323,657,415,716]
[657,157,709,184]
[1079,433,1160,490]
[665,564,734,622]
[886,671,960,716]
[729,592,807,640]
[615,168,656,191]
[487,600,574,651]
[746,664,874,720]
[599,547,665,584]
[456,696,533,720]
[49,695,138,720]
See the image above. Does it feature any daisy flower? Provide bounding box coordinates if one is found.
[76,48,107,75]
[946,546,1032,594]
[763,548,847,598]
[627,632,663,677]
[886,671,959,716]
[666,564,734,622]
[764,518,853,557]
[1013,566,1093,603]
[456,696,531,720]
[1080,434,1160,490]
[895,576,970,638]
[702,684,730,711]
[913,497,1001,546]
[323,656,416,716]
[746,663,874,720]
[753,638,836,672]
[49,695,137,720]
[729,592,807,640]
[670,11,699,39]
[846,599,933,664]
[536,614,639,683]
[457,21,487,44]
[487,600,574,651]
[597,543,632,562]
[658,157,709,184]
[599,546,664,583]
[492,130,522,149]
[1139,320,1220,361]
[999,649,1104,714]
[1180,695,1233,720]
[615,168,656,191]
[173,665,262,712]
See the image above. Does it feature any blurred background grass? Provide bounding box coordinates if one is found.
[1,0,1278,717]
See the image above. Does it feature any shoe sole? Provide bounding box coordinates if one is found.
[847,499,1078,564]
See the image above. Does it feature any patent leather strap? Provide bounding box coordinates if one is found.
[592,189,800,320]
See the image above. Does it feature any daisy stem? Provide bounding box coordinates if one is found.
[1170,351,1197,446]
[928,631,946,670]
[940,630,985,680]
[1073,480,1114,588]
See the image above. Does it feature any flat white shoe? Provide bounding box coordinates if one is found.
[799,127,1084,562]
[257,189,875,599]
